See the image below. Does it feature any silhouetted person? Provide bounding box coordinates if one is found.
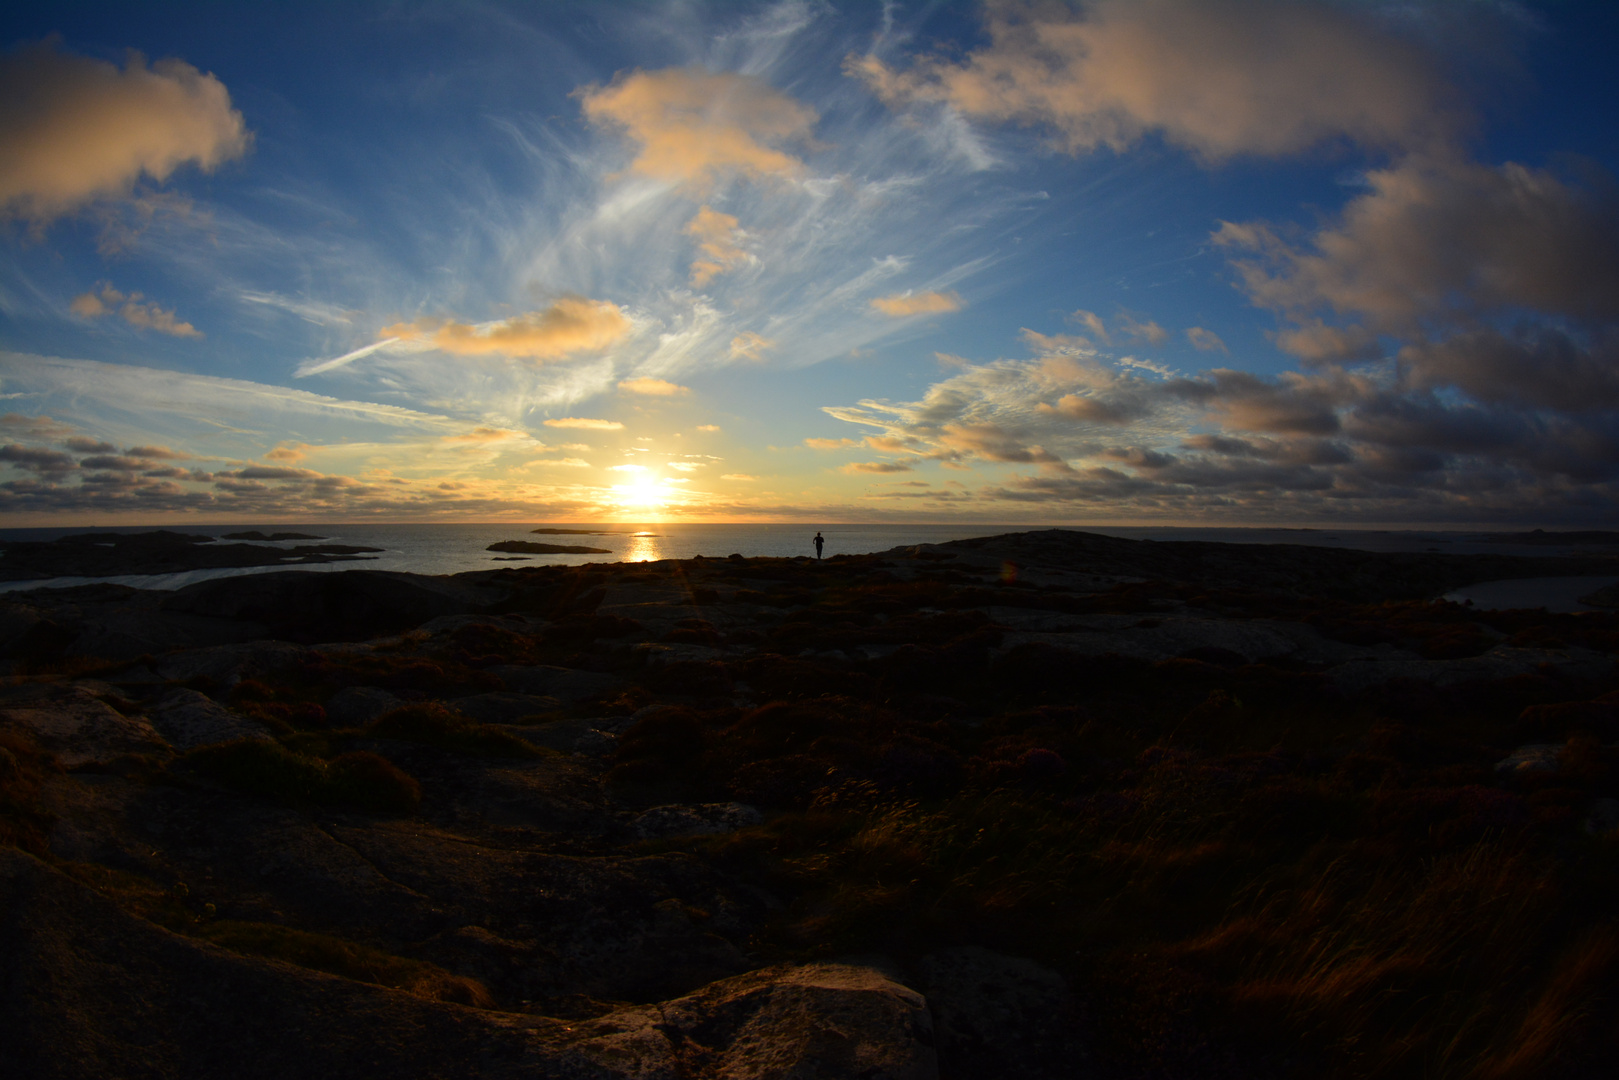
[813,531,824,559]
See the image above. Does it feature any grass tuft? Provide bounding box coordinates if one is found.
[365,702,546,758]
[0,731,60,855]
[185,739,420,813]
[199,920,494,1006]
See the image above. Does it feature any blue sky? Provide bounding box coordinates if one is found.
[3,0,1618,526]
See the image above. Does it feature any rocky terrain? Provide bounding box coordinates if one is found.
[3,530,1619,1078]
[0,530,384,581]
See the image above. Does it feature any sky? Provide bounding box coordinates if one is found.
[2,0,1618,527]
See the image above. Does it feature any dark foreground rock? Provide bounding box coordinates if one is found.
[3,529,1618,1078]
[0,848,935,1080]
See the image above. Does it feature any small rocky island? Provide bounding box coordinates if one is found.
[3,530,1618,1078]
[0,530,383,581]
[489,540,613,555]
[219,531,327,542]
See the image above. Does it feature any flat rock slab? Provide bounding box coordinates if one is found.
[503,718,617,756]
[324,685,404,726]
[449,691,562,725]
[1326,645,1616,694]
[486,665,623,703]
[66,610,273,661]
[996,616,1311,665]
[320,823,759,1002]
[632,803,763,840]
[0,685,168,767]
[153,641,311,692]
[149,688,275,751]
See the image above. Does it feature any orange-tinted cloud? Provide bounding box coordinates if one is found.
[618,377,690,396]
[543,417,624,430]
[578,67,816,190]
[721,473,756,481]
[805,437,857,449]
[686,205,751,286]
[70,283,201,337]
[730,332,773,361]
[444,426,526,443]
[1186,327,1228,352]
[852,0,1460,163]
[1115,311,1167,346]
[1069,309,1109,342]
[265,442,309,463]
[870,290,963,317]
[379,296,629,360]
[840,460,915,474]
[0,41,249,224]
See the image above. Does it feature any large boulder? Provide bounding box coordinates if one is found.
[659,962,939,1080]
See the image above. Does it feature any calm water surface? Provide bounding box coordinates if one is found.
[1,522,1614,607]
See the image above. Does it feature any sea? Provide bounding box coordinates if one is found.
[1,522,1615,612]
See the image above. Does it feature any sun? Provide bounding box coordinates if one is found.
[613,475,668,511]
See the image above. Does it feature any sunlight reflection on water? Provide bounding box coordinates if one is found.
[625,533,664,562]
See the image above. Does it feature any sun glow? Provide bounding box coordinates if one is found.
[612,475,671,512]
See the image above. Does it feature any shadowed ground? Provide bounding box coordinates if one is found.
[3,530,1618,1078]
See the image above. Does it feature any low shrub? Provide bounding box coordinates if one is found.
[325,751,423,813]
[365,703,543,758]
[200,920,492,1006]
[0,731,60,855]
[185,738,421,813]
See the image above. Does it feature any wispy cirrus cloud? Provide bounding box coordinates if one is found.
[729,332,774,361]
[0,352,466,467]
